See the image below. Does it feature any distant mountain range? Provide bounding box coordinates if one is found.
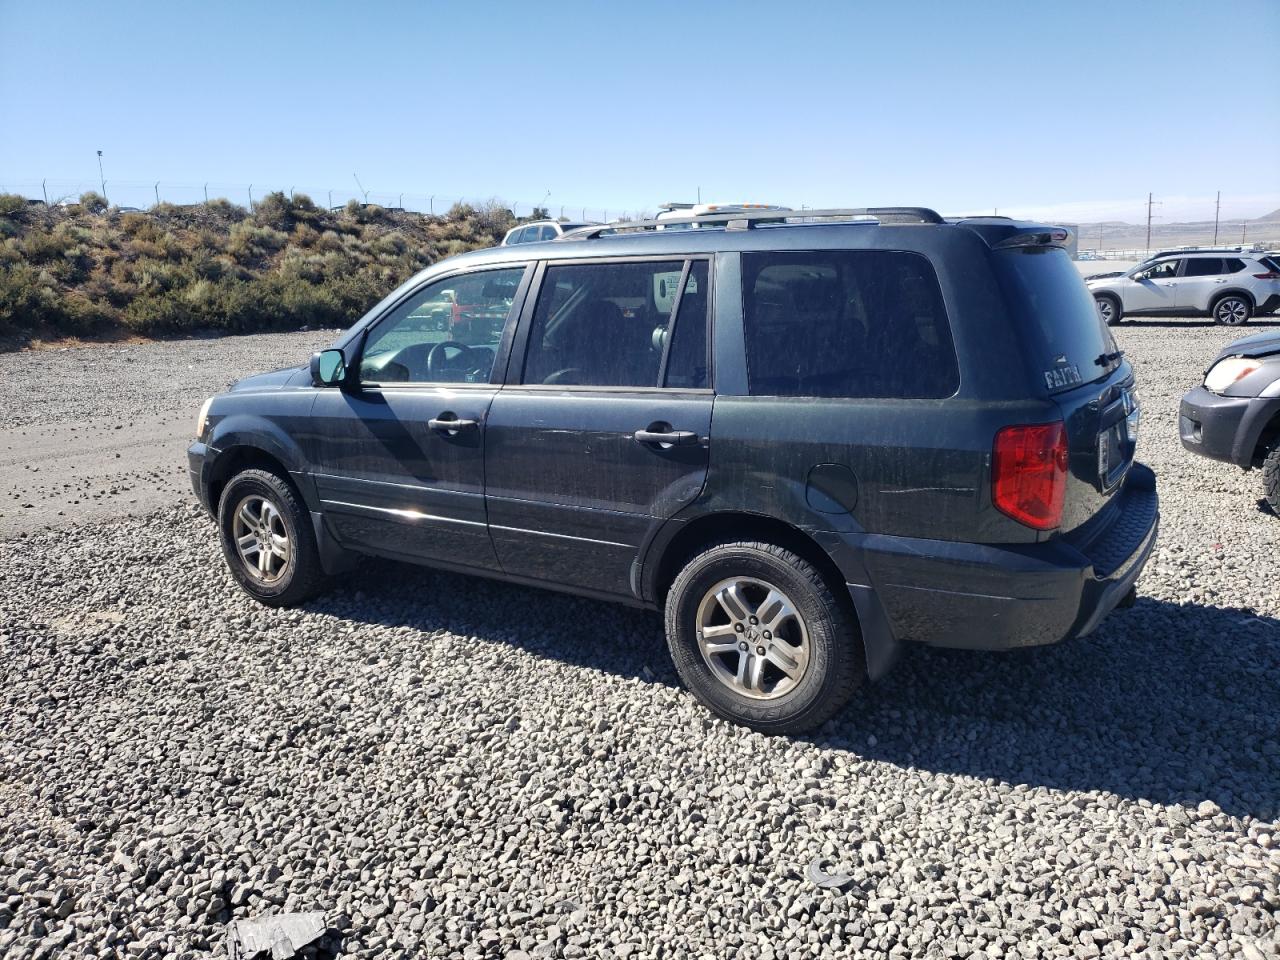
[1075,208,1280,252]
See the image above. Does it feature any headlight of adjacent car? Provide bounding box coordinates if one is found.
[1204,357,1261,394]
[195,396,214,439]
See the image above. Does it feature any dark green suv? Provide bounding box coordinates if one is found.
[189,207,1158,733]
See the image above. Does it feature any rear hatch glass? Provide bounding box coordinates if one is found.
[991,244,1135,532]
[991,246,1121,394]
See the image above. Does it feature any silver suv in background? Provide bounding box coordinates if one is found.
[1087,251,1280,326]
[502,220,600,245]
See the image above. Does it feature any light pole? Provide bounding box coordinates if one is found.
[96,150,107,202]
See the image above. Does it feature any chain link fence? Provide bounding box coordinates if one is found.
[0,178,650,223]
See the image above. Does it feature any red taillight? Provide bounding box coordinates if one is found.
[1252,272,1280,280]
[992,422,1069,530]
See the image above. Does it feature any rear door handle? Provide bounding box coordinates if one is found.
[634,428,698,446]
[428,415,478,432]
[1161,282,1177,287]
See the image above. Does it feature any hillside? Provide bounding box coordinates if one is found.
[0,192,519,349]
[1075,207,1280,253]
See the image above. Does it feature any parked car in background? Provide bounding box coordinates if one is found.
[1180,330,1280,513]
[1087,251,1280,326]
[189,206,1157,734]
[502,220,599,245]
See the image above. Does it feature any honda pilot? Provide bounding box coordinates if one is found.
[189,207,1159,734]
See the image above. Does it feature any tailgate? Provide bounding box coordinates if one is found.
[1053,364,1141,533]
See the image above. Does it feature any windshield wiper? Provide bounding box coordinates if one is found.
[1095,349,1124,367]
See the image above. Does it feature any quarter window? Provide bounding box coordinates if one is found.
[741,250,958,399]
[522,260,709,388]
[359,267,525,384]
[1224,258,1248,273]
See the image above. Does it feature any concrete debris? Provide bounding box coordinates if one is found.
[227,912,327,960]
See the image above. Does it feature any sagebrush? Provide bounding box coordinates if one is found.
[0,192,518,343]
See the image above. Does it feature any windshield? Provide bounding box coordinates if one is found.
[992,246,1121,394]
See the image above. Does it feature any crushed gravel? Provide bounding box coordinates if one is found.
[2,320,1278,959]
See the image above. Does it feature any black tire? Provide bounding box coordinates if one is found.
[1095,294,1122,326]
[1263,443,1280,516]
[217,468,328,606]
[664,540,863,734]
[1212,294,1252,326]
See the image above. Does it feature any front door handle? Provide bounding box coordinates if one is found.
[428,415,478,432]
[634,428,697,446]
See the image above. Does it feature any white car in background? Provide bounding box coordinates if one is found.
[1086,251,1280,326]
[502,219,600,245]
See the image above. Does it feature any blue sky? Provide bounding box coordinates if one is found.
[2,0,1277,223]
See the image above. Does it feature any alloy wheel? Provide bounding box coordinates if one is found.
[695,576,810,699]
[231,494,291,582]
[1215,298,1248,325]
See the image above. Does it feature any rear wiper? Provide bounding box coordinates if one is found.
[1095,349,1124,367]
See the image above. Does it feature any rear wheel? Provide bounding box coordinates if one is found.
[1263,443,1280,515]
[1095,294,1122,326]
[217,468,328,606]
[664,541,862,734]
[1213,294,1251,325]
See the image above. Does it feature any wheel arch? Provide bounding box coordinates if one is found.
[646,511,848,608]
[644,510,901,682]
[1209,287,1257,311]
[207,444,307,517]
[1250,404,1280,465]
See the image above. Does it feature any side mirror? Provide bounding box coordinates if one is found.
[311,349,347,387]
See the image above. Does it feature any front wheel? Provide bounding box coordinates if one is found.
[1263,444,1280,516]
[1095,294,1122,326]
[1213,295,1251,325]
[217,468,329,606]
[664,541,862,734]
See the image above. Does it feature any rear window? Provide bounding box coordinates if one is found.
[741,250,958,399]
[991,246,1120,394]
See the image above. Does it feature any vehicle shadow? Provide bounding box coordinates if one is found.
[308,562,1280,821]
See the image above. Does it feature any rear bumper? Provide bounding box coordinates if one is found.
[1179,386,1278,467]
[1257,293,1280,315]
[858,463,1158,651]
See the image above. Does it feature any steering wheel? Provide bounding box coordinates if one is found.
[427,340,476,379]
[542,368,585,385]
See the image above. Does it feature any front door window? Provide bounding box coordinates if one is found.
[359,267,525,384]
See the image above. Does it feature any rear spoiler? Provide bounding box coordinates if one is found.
[992,227,1074,250]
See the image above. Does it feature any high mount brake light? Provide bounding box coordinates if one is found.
[992,422,1069,530]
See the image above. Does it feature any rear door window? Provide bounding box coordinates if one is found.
[1183,258,1225,276]
[521,259,709,388]
[1224,258,1248,273]
[740,250,958,398]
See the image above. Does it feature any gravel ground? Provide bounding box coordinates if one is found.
[0,330,341,539]
[2,320,1279,959]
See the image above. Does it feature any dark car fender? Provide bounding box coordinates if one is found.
[205,412,318,511]
[634,473,902,682]
[1237,395,1280,465]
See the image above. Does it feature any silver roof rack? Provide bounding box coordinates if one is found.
[558,206,944,240]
